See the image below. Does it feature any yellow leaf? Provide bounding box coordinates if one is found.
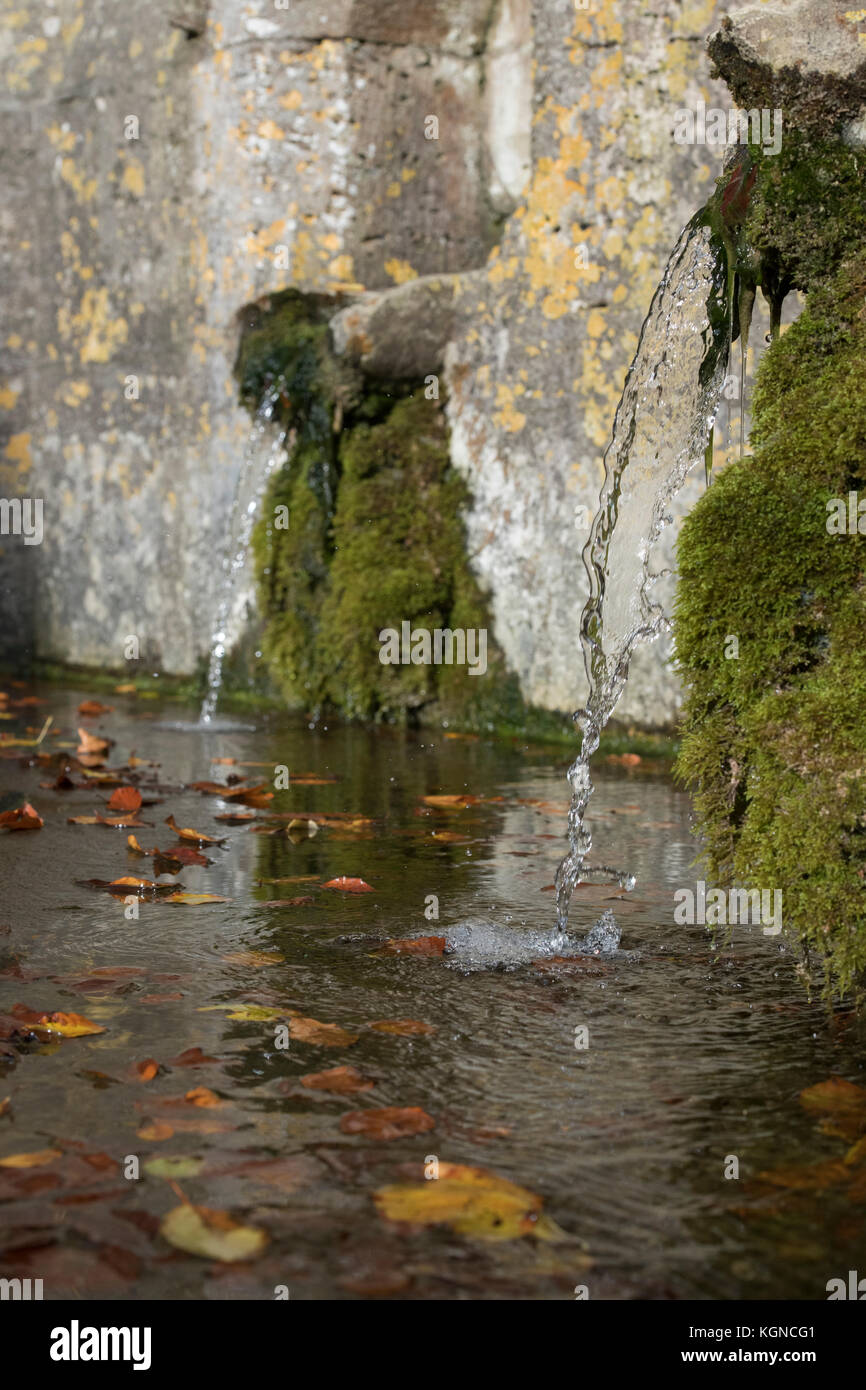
[34,1011,106,1038]
[0,1147,63,1168]
[160,1203,268,1262]
[374,1163,566,1242]
[165,893,232,905]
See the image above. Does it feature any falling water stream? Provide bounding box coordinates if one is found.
[198,382,289,728]
[553,212,730,947]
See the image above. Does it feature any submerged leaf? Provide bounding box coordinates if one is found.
[300,1065,375,1094]
[340,1106,434,1140]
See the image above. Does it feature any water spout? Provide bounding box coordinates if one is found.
[554,211,730,944]
[199,382,289,725]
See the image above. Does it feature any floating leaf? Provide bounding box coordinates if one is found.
[76,728,111,757]
[261,896,314,908]
[199,1004,287,1023]
[135,1059,159,1082]
[300,1065,374,1094]
[78,699,113,716]
[108,786,142,812]
[214,811,257,824]
[165,814,224,846]
[323,876,373,894]
[381,936,447,957]
[144,1156,204,1179]
[170,1047,221,1067]
[421,795,479,808]
[0,1147,62,1168]
[160,1202,268,1262]
[369,1018,436,1036]
[222,950,284,968]
[374,1163,566,1242]
[77,876,179,898]
[0,802,43,831]
[12,1007,105,1038]
[286,818,319,841]
[137,1121,174,1141]
[757,1159,851,1192]
[290,1016,359,1047]
[340,1106,434,1140]
[164,893,232,906]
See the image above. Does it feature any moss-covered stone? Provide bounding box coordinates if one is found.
[244,291,516,725]
[674,250,866,997]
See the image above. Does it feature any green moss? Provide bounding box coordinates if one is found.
[675,255,866,997]
[244,293,519,725]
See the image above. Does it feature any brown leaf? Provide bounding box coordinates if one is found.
[0,802,43,831]
[261,896,315,907]
[339,1106,435,1140]
[76,728,111,757]
[169,1047,220,1067]
[78,700,113,716]
[421,794,480,808]
[289,1016,359,1048]
[135,1059,159,1082]
[369,1018,436,1036]
[381,936,447,957]
[300,1065,375,1095]
[165,814,223,846]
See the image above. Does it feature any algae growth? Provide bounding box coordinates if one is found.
[241,290,514,726]
[675,129,866,997]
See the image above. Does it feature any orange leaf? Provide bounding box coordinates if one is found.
[76,728,110,756]
[0,1147,63,1168]
[32,1011,106,1038]
[108,786,142,812]
[137,1121,173,1141]
[136,1059,159,1082]
[78,700,113,716]
[0,802,43,831]
[323,876,374,893]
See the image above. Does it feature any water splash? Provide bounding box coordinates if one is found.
[554,211,730,944]
[200,383,289,725]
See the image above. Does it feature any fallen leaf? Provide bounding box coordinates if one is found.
[144,1156,204,1179]
[381,936,447,957]
[76,728,111,757]
[108,786,142,813]
[0,802,43,831]
[137,1121,174,1141]
[369,1018,436,1036]
[300,1065,375,1095]
[757,1159,852,1191]
[800,1077,866,1140]
[374,1163,565,1241]
[214,811,257,824]
[261,896,314,908]
[199,1004,287,1023]
[13,1008,106,1038]
[323,876,374,894]
[160,1202,268,1262]
[222,950,284,968]
[340,1106,434,1140]
[169,1047,221,1067]
[290,1016,359,1047]
[77,877,179,898]
[135,1059,159,1082]
[114,683,137,694]
[0,1148,62,1168]
[421,795,480,808]
[165,814,224,846]
[164,893,232,906]
[78,700,113,716]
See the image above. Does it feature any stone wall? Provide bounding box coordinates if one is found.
[0,0,731,723]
